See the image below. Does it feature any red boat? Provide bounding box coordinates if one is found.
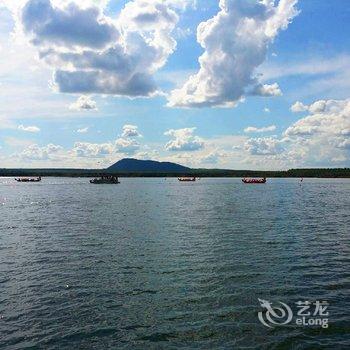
[242,177,266,184]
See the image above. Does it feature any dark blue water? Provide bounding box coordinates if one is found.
[0,178,349,349]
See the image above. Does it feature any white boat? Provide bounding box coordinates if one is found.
[178,177,196,182]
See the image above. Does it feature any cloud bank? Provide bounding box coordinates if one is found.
[3,0,298,107]
[245,98,350,167]
[10,98,350,169]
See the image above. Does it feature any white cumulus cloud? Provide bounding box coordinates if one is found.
[76,127,89,133]
[290,101,309,113]
[72,141,114,157]
[17,0,186,98]
[168,0,299,108]
[69,95,97,111]
[18,124,40,132]
[21,0,118,49]
[121,124,141,138]
[245,98,350,167]
[200,150,229,165]
[18,143,63,160]
[244,125,276,133]
[165,127,204,151]
[115,137,140,155]
[285,99,350,139]
[253,83,282,97]
[245,137,284,155]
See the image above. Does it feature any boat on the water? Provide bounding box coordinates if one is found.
[15,176,42,183]
[242,177,266,184]
[178,177,196,182]
[90,176,120,184]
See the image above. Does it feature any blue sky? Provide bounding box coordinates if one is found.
[0,0,349,169]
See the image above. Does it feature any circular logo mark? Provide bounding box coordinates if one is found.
[258,298,293,328]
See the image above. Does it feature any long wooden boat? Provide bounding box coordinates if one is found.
[242,178,266,184]
[15,177,42,183]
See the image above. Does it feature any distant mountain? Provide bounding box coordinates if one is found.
[107,158,191,172]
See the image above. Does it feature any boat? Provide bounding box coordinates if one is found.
[242,177,266,184]
[90,176,120,184]
[15,176,42,183]
[178,177,196,182]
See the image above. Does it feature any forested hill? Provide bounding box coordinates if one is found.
[108,158,190,172]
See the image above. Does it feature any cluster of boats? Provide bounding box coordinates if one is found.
[90,176,120,184]
[13,176,268,184]
[177,177,267,184]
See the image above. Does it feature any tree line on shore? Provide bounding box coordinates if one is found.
[0,168,349,178]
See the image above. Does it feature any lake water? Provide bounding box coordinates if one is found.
[0,178,349,349]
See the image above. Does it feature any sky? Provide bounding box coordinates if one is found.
[0,0,349,170]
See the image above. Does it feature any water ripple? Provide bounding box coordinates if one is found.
[0,177,349,349]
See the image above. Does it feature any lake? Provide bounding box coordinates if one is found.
[0,178,349,349]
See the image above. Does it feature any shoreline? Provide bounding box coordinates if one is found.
[1,168,349,178]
